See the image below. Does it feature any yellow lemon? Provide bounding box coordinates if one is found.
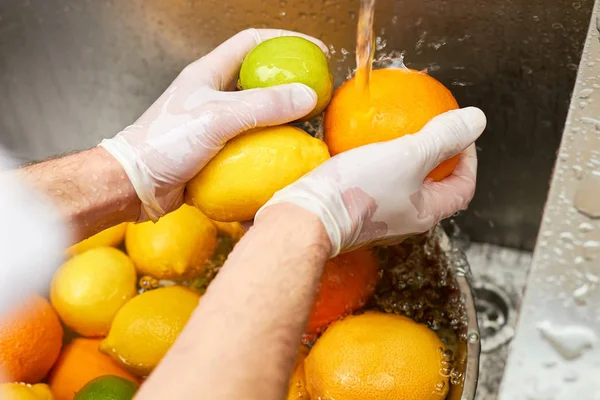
[66,223,127,257]
[50,247,137,337]
[286,346,310,400]
[125,204,218,281]
[187,125,330,222]
[99,286,200,377]
[0,383,54,400]
[305,312,449,400]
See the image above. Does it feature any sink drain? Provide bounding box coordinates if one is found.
[473,282,516,353]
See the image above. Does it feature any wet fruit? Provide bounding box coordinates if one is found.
[0,295,63,384]
[66,223,127,257]
[187,125,330,222]
[100,286,200,377]
[74,375,138,400]
[0,383,54,400]
[125,204,218,281]
[304,249,379,341]
[305,312,449,400]
[239,36,333,121]
[50,247,137,337]
[324,68,460,181]
[47,338,138,400]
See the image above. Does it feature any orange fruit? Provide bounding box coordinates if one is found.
[305,312,449,400]
[286,346,310,400]
[0,295,63,384]
[324,68,460,181]
[304,249,379,341]
[47,338,139,400]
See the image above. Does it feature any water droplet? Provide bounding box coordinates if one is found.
[586,271,600,283]
[468,331,480,343]
[579,88,594,98]
[578,222,594,232]
[559,232,576,247]
[574,174,600,218]
[583,240,600,260]
[581,117,600,128]
[537,321,597,360]
[572,283,589,304]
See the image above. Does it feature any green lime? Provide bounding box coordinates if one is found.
[239,36,334,121]
[74,375,138,400]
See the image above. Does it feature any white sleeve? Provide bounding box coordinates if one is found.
[0,149,69,314]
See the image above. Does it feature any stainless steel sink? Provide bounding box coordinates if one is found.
[1,0,598,397]
[461,242,531,400]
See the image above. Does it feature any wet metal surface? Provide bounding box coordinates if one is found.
[0,0,594,250]
[462,243,530,400]
[498,1,600,398]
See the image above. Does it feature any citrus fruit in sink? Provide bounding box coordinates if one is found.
[0,295,63,384]
[100,286,200,377]
[74,375,138,400]
[186,125,330,222]
[125,204,218,281]
[239,36,333,121]
[305,312,449,400]
[0,382,53,400]
[65,223,127,257]
[51,247,137,337]
[324,68,460,181]
[304,248,380,341]
[48,338,138,400]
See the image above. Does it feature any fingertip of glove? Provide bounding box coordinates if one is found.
[288,83,318,110]
[456,106,487,135]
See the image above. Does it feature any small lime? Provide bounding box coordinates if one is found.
[74,375,138,400]
[239,36,333,121]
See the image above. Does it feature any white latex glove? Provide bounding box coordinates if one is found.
[100,29,327,221]
[256,107,487,256]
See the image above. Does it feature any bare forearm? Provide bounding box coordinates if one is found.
[138,203,331,400]
[18,147,140,241]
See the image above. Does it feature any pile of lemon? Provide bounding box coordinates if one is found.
[0,36,461,400]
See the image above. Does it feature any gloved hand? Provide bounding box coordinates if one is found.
[256,107,486,256]
[100,29,327,221]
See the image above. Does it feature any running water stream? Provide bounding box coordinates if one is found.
[355,0,376,105]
